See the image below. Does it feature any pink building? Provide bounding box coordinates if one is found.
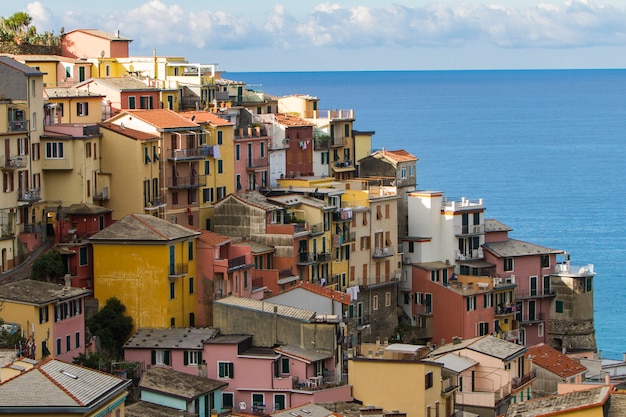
[61,29,131,59]
[193,228,256,327]
[233,126,269,192]
[483,219,562,347]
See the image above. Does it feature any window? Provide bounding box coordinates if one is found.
[530,276,538,296]
[555,300,564,313]
[75,332,81,348]
[170,281,175,299]
[66,335,71,352]
[274,394,286,411]
[144,147,151,164]
[280,357,290,373]
[56,338,61,355]
[260,141,265,158]
[204,160,210,175]
[252,393,265,409]
[217,160,223,173]
[222,393,234,409]
[189,276,194,294]
[77,102,88,116]
[385,291,391,307]
[188,241,194,260]
[401,167,407,179]
[586,278,593,292]
[217,131,223,145]
[151,349,171,365]
[538,323,544,337]
[45,142,64,159]
[184,350,202,366]
[236,174,242,191]
[543,275,551,295]
[385,204,390,218]
[128,96,136,109]
[140,96,153,109]
[39,306,48,323]
[541,254,550,268]
[373,295,379,310]
[170,317,175,327]
[484,293,493,308]
[409,165,415,177]
[244,271,249,289]
[85,142,92,158]
[217,186,226,200]
[31,143,40,160]
[236,144,240,160]
[321,152,329,165]
[218,361,234,378]
[79,246,88,266]
[425,372,434,389]
[479,322,489,336]
[17,137,28,156]
[408,241,414,253]
[466,295,476,311]
[105,65,110,76]
[504,257,514,272]
[203,188,214,203]
[3,172,13,192]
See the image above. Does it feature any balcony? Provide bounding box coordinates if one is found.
[8,120,26,132]
[511,369,536,390]
[333,232,355,246]
[494,304,516,316]
[515,289,555,299]
[454,224,485,236]
[169,263,188,277]
[166,176,206,189]
[414,304,433,316]
[330,136,346,147]
[145,197,166,210]
[17,188,41,202]
[228,255,252,271]
[518,312,545,325]
[553,263,595,277]
[314,137,331,150]
[373,246,394,258]
[246,158,268,170]
[168,147,209,161]
[297,252,317,265]
[317,252,333,263]
[333,208,353,221]
[1,157,26,170]
[310,223,324,236]
[93,187,110,201]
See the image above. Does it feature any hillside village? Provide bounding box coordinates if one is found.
[0,25,622,417]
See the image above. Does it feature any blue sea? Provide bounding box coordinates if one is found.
[230,70,626,360]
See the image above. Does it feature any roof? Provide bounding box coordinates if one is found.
[274,345,334,363]
[484,218,512,233]
[78,77,159,92]
[271,403,335,417]
[525,343,587,378]
[0,280,91,306]
[4,54,82,64]
[268,281,351,305]
[483,238,562,258]
[384,343,426,355]
[425,352,478,373]
[274,113,315,127]
[124,327,218,350]
[205,334,252,345]
[413,261,451,271]
[214,296,316,322]
[61,203,112,216]
[89,213,200,242]
[196,229,232,247]
[45,87,105,98]
[608,391,626,417]
[232,240,274,254]
[377,149,418,162]
[126,401,198,417]
[0,56,45,76]
[504,386,611,417]
[115,109,200,131]
[228,191,284,212]
[268,194,335,211]
[0,358,130,408]
[179,111,233,126]
[64,29,133,42]
[431,335,526,362]
[139,367,226,399]
[99,121,160,142]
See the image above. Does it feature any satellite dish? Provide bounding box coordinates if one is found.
[239,402,247,410]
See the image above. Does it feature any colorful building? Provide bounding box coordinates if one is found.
[89,213,200,331]
[0,280,91,362]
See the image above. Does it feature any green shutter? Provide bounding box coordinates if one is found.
[151,350,156,365]
[164,350,170,365]
[184,351,189,365]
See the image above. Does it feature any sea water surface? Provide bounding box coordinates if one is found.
[230,70,626,359]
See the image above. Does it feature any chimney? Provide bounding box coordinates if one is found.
[64,274,71,290]
[115,30,120,38]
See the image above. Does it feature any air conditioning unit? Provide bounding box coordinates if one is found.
[239,402,247,410]
[493,277,503,286]
[506,275,515,284]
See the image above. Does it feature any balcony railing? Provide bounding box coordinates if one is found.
[454,224,485,236]
[145,197,166,210]
[373,246,394,258]
[330,136,346,147]
[166,176,206,189]
[297,252,317,265]
[310,223,324,235]
[169,263,188,277]
[8,120,26,132]
[246,158,267,169]
[515,289,555,299]
[317,252,333,263]
[518,312,545,324]
[511,369,536,390]
[228,255,250,271]
[333,208,353,221]
[17,188,41,202]
[93,187,110,201]
[1,157,26,170]
[168,147,209,161]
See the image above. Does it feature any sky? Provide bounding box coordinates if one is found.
[3,0,626,72]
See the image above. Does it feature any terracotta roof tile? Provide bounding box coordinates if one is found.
[274,281,350,305]
[274,113,315,127]
[100,122,160,142]
[123,109,200,130]
[526,343,587,378]
[179,111,233,126]
[377,149,418,162]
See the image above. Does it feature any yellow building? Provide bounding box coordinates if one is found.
[178,111,235,231]
[0,280,91,362]
[90,213,200,332]
[349,344,455,417]
[99,122,161,219]
[45,87,105,124]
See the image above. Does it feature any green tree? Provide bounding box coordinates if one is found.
[31,250,64,282]
[87,297,133,359]
[1,12,32,39]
